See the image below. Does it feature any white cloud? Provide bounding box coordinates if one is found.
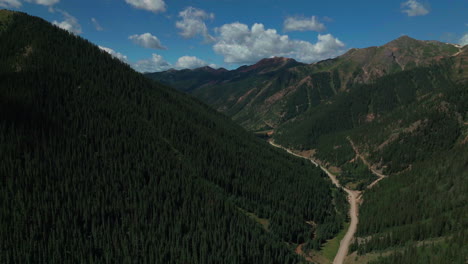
[91,18,103,31]
[52,10,82,35]
[0,0,60,9]
[125,0,166,13]
[460,34,468,46]
[176,6,215,43]
[284,16,326,32]
[213,22,345,64]
[25,0,59,6]
[175,56,210,69]
[0,0,22,8]
[401,0,429,16]
[132,54,214,72]
[99,46,128,63]
[133,53,172,73]
[129,33,166,49]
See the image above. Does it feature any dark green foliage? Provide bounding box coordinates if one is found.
[272,54,467,261]
[368,231,468,264]
[378,112,460,173]
[339,159,376,190]
[283,85,310,120]
[274,62,457,150]
[148,58,339,131]
[282,72,338,123]
[353,146,468,258]
[0,11,342,263]
[314,133,355,167]
[304,188,349,251]
[313,133,376,190]
[148,31,467,262]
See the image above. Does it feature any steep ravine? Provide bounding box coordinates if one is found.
[269,141,386,264]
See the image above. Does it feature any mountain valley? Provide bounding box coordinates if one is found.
[1,7,467,264]
[148,36,468,263]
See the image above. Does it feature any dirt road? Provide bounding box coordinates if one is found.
[318,161,361,264]
[269,140,390,264]
[333,188,360,264]
[269,141,360,264]
[347,137,387,189]
[296,243,314,262]
[269,141,319,167]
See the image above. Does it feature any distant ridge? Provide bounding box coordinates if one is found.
[147,35,463,131]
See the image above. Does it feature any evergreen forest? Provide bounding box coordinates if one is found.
[0,10,347,263]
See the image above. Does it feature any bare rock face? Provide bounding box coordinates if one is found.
[309,36,461,90]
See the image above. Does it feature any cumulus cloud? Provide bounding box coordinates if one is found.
[91,18,103,31]
[0,0,60,9]
[401,0,429,16]
[132,53,214,72]
[25,0,59,5]
[52,10,82,35]
[213,22,345,64]
[176,6,215,43]
[133,54,172,73]
[125,0,166,13]
[0,0,21,8]
[284,16,326,32]
[175,56,211,69]
[129,33,166,50]
[460,34,468,46]
[99,46,128,63]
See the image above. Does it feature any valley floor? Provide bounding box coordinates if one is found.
[269,141,388,264]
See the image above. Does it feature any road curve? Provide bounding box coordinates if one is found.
[269,141,359,264]
[269,140,389,264]
[346,137,387,189]
[309,152,361,264]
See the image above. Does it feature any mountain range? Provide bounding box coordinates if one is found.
[1,9,467,264]
[148,36,468,263]
[148,36,466,132]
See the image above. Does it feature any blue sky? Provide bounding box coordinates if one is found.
[1,0,467,72]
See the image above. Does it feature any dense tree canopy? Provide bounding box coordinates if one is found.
[0,11,345,263]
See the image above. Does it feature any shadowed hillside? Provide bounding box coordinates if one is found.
[0,10,348,263]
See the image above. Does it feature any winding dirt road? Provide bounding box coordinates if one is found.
[347,137,386,189]
[269,140,385,264]
[303,152,360,264]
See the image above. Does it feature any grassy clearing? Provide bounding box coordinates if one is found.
[344,251,383,264]
[321,222,350,261]
[303,222,350,264]
[344,236,452,264]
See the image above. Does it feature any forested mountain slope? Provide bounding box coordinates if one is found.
[276,47,468,263]
[0,10,347,263]
[147,56,306,130]
[147,36,462,131]
[149,31,468,263]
